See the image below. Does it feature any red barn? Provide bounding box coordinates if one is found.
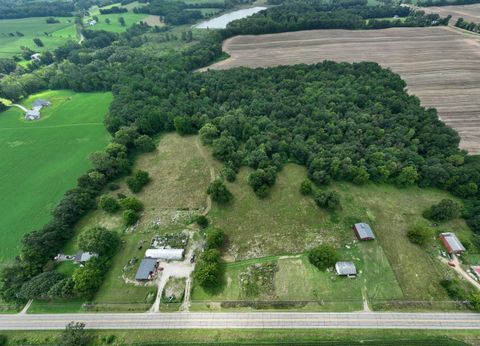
[440,232,465,255]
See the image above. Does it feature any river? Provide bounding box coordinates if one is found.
[195,6,266,29]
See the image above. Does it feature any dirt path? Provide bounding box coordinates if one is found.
[19,300,32,315]
[440,256,480,290]
[195,137,215,216]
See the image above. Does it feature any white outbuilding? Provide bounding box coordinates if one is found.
[145,248,184,260]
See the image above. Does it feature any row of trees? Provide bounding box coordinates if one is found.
[455,17,480,33]
[224,2,450,36]
[0,0,74,19]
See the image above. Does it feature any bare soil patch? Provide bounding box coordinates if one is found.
[142,15,164,27]
[207,27,480,153]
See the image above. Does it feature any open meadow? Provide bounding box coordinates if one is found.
[207,27,480,154]
[0,90,111,264]
[0,17,76,58]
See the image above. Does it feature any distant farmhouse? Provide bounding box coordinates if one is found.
[353,223,375,241]
[30,53,41,62]
[440,232,466,255]
[25,99,51,120]
[88,19,97,26]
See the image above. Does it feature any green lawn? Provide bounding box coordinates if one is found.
[0,17,76,58]
[0,90,111,264]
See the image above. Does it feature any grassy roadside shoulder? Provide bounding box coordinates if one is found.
[0,329,479,345]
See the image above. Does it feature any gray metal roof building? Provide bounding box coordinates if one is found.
[353,223,375,240]
[135,258,158,281]
[335,261,357,276]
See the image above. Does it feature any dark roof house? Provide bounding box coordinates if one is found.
[135,258,158,281]
[32,99,51,108]
[440,232,466,254]
[353,223,375,241]
[335,261,357,276]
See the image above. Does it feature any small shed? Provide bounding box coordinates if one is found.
[353,223,375,241]
[145,248,184,260]
[335,261,357,276]
[440,232,466,254]
[74,251,97,263]
[135,258,158,281]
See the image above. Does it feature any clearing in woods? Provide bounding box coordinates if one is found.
[206,27,480,154]
[0,90,111,264]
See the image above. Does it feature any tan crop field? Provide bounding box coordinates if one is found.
[207,27,480,153]
[423,3,480,25]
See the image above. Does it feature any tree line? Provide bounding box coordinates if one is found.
[224,1,450,36]
[0,0,74,19]
[455,17,480,32]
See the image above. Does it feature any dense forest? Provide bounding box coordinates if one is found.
[225,0,450,35]
[0,1,479,306]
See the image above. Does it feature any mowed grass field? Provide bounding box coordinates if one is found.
[0,90,111,264]
[0,17,76,58]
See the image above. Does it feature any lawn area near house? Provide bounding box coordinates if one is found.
[0,17,76,59]
[0,90,111,264]
[208,164,476,303]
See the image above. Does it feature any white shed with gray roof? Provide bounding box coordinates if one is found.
[335,261,357,276]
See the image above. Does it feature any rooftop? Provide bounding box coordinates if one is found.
[354,223,375,240]
[135,258,158,280]
[440,232,466,253]
[145,248,184,260]
[335,261,357,276]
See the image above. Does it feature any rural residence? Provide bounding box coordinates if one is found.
[471,266,480,280]
[74,251,97,264]
[440,232,466,255]
[353,223,375,241]
[335,261,357,276]
[145,248,184,260]
[24,99,51,120]
[30,53,41,62]
[135,258,159,281]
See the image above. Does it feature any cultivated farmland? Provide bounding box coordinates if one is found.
[0,90,111,264]
[422,3,480,25]
[207,27,480,154]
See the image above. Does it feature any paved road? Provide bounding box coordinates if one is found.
[0,312,479,330]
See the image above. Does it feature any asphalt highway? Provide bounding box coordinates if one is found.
[0,312,479,330]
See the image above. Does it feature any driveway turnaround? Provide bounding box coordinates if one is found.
[0,312,479,330]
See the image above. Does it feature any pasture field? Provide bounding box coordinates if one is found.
[0,17,76,58]
[207,164,475,302]
[85,12,149,32]
[0,90,111,264]
[207,27,480,154]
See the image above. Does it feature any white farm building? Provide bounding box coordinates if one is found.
[145,248,184,260]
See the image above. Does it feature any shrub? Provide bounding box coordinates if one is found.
[57,321,91,346]
[123,209,140,226]
[194,249,222,288]
[134,135,156,152]
[220,165,236,182]
[314,190,341,210]
[77,227,120,256]
[308,245,338,271]
[19,271,64,300]
[119,196,143,211]
[407,224,434,246]
[99,195,120,213]
[207,179,233,204]
[206,228,225,249]
[196,215,209,228]
[299,179,312,195]
[0,335,6,346]
[126,170,150,193]
[423,199,461,222]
